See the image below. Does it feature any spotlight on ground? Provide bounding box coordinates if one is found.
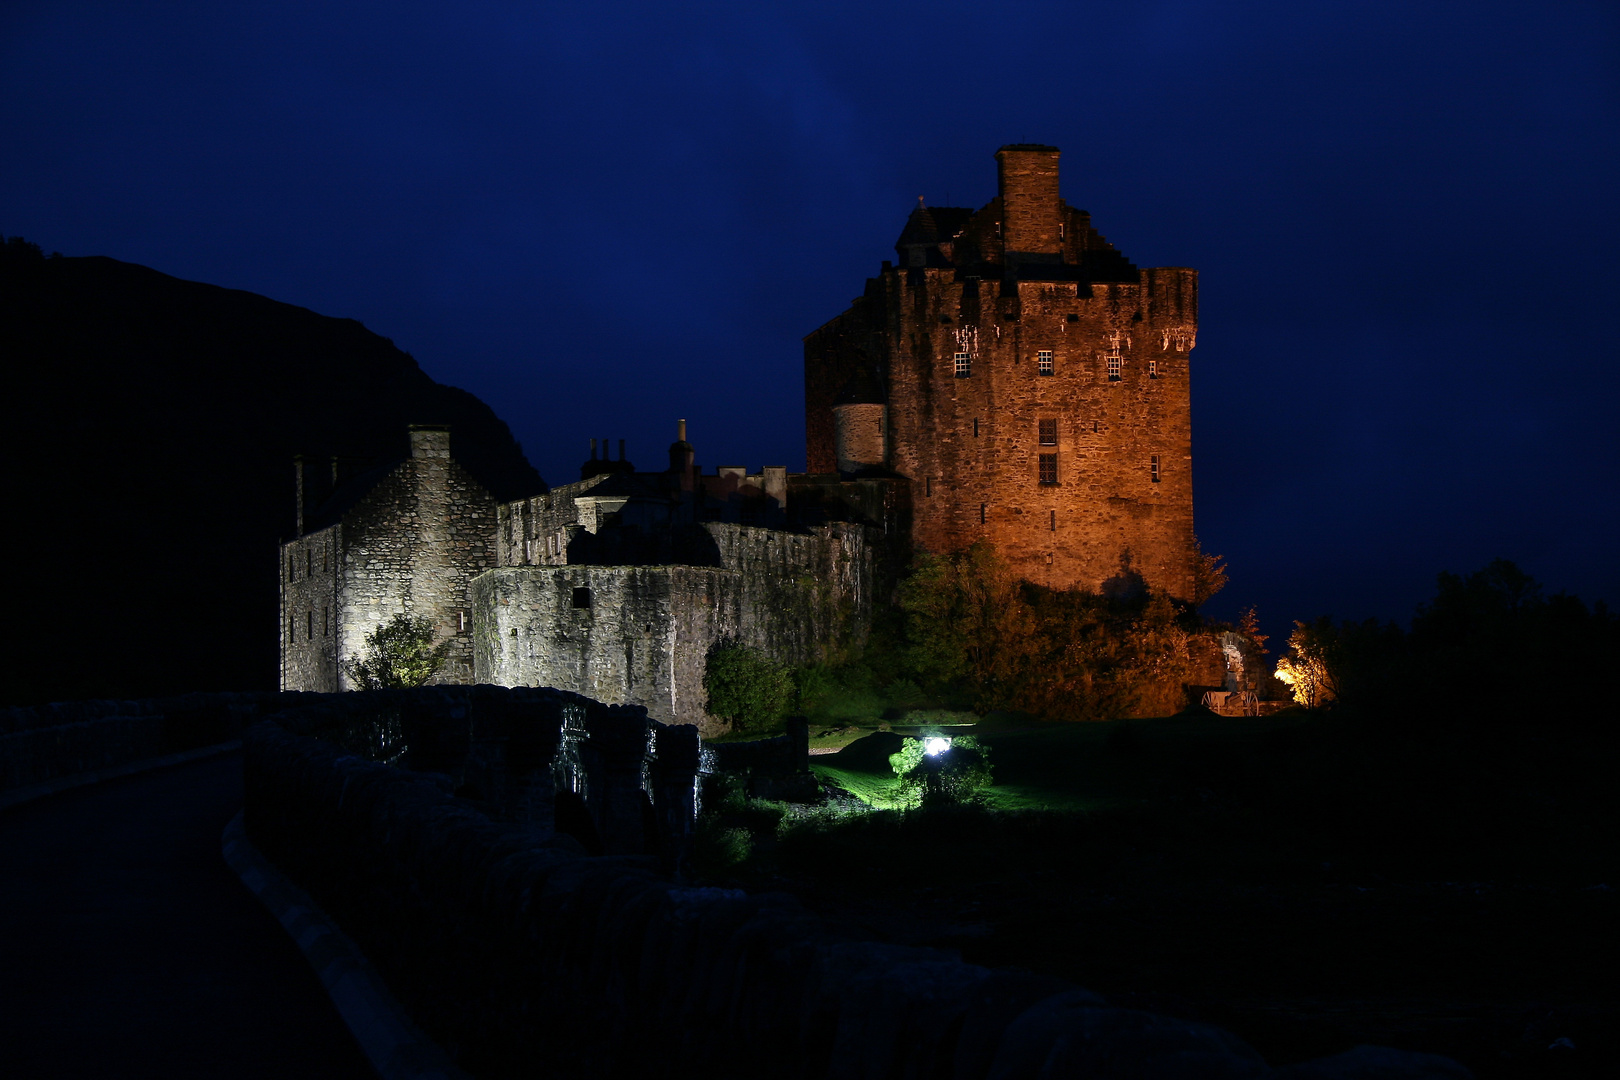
[923,736,952,756]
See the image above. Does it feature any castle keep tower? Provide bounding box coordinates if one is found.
[804,145,1199,597]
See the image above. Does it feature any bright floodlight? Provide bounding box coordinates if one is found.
[923,736,952,756]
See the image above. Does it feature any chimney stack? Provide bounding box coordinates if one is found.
[408,425,451,460]
[995,144,1062,259]
[294,455,305,537]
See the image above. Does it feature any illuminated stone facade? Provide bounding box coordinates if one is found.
[805,145,1199,598]
[279,426,498,692]
[280,426,893,732]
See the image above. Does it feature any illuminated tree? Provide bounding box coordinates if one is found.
[343,613,448,690]
[1274,617,1340,708]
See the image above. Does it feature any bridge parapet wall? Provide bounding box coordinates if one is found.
[241,699,1466,1080]
[0,691,295,798]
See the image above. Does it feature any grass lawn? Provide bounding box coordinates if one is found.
[809,710,1286,811]
[708,708,1619,1078]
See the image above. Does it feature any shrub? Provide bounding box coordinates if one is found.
[342,613,448,690]
[689,823,753,878]
[704,644,795,733]
[889,734,994,808]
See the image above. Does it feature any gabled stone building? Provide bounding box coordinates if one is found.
[805,144,1199,598]
[280,424,894,734]
[279,426,500,693]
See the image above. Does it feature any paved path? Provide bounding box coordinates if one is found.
[0,751,376,1079]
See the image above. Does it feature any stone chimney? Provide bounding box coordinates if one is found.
[995,144,1062,260]
[293,455,305,537]
[409,425,451,459]
[668,418,696,488]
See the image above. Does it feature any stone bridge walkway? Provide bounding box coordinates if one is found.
[0,751,376,1079]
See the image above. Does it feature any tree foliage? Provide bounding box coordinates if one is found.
[704,644,795,733]
[343,613,449,690]
[1275,559,1617,724]
[895,543,1204,721]
[1191,536,1229,608]
[888,734,994,807]
[1275,617,1341,708]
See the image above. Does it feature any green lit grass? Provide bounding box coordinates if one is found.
[809,761,904,807]
[809,713,1314,812]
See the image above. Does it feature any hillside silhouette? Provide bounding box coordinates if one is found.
[1,238,545,705]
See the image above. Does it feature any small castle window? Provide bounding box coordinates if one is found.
[323,607,330,637]
[925,477,932,497]
[1037,350,1054,376]
[572,587,592,609]
[1050,509,1056,532]
[306,549,313,575]
[288,613,296,643]
[1149,359,1159,379]
[954,352,971,377]
[306,611,314,641]
[1039,419,1057,446]
[1039,454,1058,486]
[1151,455,1162,483]
[1107,352,1122,381]
[979,503,987,525]
[973,418,980,438]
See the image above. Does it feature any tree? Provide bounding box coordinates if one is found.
[703,644,795,733]
[896,542,1038,704]
[1274,617,1340,708]
[1191,536,1229,607]
[343,613,449,690]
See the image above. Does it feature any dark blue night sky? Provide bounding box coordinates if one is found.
[4,1,1616,641]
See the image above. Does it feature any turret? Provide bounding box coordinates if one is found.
[832,371,887,475]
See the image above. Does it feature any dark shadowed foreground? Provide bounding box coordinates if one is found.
[0,752,374,1079]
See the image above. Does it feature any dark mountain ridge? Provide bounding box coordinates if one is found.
[1,239,545,705]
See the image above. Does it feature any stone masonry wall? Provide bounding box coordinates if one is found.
[329,429,499,689]
[805,150,1199,601]
[242,711,1466,1080]
[474,564,742,733]
[473,523,880,734]
[494,474,613,568]
[279,525,341,691]
[810,263,1197,600]
[1,691,290,795]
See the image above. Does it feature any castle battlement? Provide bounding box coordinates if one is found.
[805,145,1197,598]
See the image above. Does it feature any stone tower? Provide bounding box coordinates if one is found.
[804,145,1198,597]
